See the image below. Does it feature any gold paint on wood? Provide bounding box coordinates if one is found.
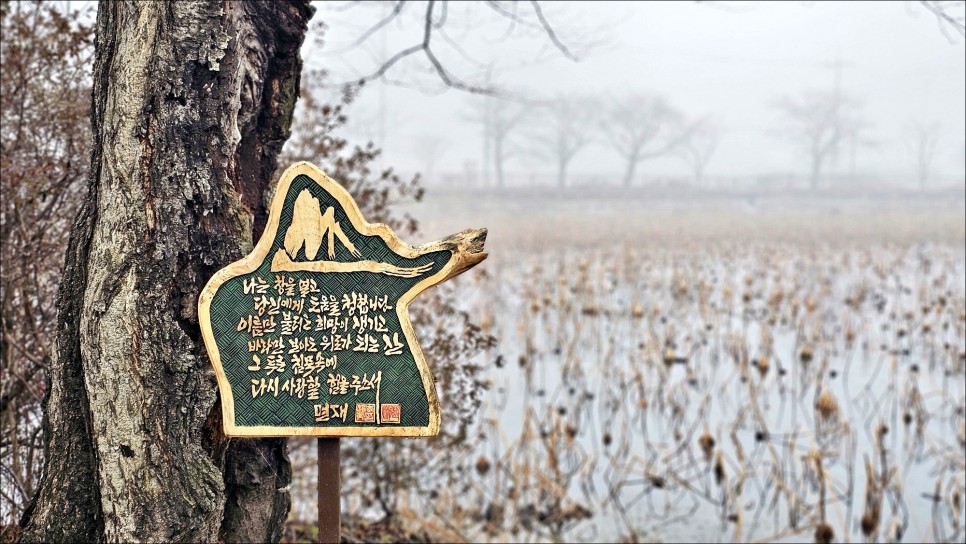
[198,162,487,437]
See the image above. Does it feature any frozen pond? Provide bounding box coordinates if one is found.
[288,192,966,543]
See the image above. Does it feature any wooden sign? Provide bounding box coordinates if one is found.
[199,162,487,437]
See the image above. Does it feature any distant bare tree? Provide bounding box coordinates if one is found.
[841,117,879,181]
[412,132,450,183]
[906,121,942,189]
[678,118,721,185]
[600,94,690,187]
[466,93,530,188]
[488,98,530,188]
[776,90,864,190]
[531,95,597,188]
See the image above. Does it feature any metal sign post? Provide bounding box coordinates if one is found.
[199,162,487,542]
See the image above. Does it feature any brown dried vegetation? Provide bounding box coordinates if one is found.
[0,1,93,528]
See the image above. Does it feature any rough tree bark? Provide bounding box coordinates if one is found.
[20,1,313,542]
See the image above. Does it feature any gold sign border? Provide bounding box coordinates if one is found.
[199,162,483,437]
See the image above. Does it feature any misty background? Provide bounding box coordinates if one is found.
[302,1,966,191]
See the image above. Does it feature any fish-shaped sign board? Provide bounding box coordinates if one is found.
[199,162,486,437]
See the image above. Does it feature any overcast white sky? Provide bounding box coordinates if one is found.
[309,1,965,186]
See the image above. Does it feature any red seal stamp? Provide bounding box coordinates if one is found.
[380,404,401,424]
[354,403,375,423]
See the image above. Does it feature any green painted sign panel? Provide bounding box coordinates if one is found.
[200,162,486,437]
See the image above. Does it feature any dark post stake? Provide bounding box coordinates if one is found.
[317,438,341,544]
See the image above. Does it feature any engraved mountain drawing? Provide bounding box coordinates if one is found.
[272,189,432,278]
[284,189,361,260]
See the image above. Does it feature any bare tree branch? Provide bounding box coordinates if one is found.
[437,25,489,70]
[485,1,541,30]
[354,43,425,84]
[920,1,966,41]
[323,1,369,13]
[433,0,448,28]
[323,1,409,55]
[422,2,495,94]
[328,1,584,95]
[529,0,579,61]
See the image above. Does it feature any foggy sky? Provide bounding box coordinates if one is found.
[306,1,966,187]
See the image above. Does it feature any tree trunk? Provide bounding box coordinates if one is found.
[918,148,928,190]
[20,2,313,542]
[810,154,822,191]
[482,96,492,188]
[557,158,569,188]
[494,133,505,188]
[622,156,639,188]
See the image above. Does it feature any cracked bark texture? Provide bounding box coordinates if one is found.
[19,1,313,542]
